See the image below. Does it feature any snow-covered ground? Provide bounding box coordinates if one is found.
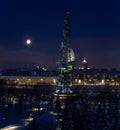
[1,118,33,130]
[0,95,34,129]
[0,86,120,130]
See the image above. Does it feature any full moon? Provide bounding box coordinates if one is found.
[26,39,31,45]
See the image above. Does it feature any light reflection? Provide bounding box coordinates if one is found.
[1,125,19,130]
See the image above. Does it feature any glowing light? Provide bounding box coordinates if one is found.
[26,39,31,45]
[78,79,81,84]
[42,67,47,71]
[67,48,75,62]
[75,79,77,82]
[32,108,39,111]
[82,58,87,63]
[55,90,59,93]
[5,104,8,107]
[101,79,105,84]
[53,79,56,84]
[1,125,19,130]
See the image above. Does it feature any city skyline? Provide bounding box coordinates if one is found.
[0,0,120,70]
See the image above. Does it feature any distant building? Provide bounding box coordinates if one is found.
[81,58,88,70]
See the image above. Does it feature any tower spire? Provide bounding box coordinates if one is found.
[57,11,75,94]
[63,10,71,47]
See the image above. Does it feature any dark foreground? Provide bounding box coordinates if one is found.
[0,85,120,130]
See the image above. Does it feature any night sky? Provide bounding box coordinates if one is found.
[0,0,120,70]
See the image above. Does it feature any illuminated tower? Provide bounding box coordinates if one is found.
[57,11,75,93]
[82,58,88,69]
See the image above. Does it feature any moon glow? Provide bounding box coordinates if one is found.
[26,39,31,45]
